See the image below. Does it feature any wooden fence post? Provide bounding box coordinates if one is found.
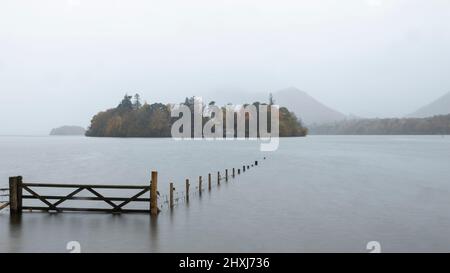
[169,182,174,209]
[185,179,190,202]
[208,173,211,191]
[9,176,22,216]
[225,169,228,181]
[150,171,159,216]
[199,176,202,193]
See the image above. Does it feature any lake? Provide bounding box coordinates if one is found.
[1,135,449,252]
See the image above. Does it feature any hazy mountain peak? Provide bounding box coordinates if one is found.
[274,87,347,125]
[408,91,450,118]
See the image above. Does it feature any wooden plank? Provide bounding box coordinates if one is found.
[0,202,9,211]
[22,185,59,211]
[22,195,150,202]
[17,176,22,213]
[115,188,150,210]
[85,187,120,211]
[53,187,85,207]
[22,206,150,213]
[22,183,149,189]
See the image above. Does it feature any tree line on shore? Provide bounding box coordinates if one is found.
[309,114,450,135]
[85,94,308,137]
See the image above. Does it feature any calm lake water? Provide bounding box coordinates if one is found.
[0,135,449,252]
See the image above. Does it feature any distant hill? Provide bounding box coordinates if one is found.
[273,87,347,125]
[407,91,450,118]
[204,87,348,125]
[50,126,86,136]
[309,114,450,135]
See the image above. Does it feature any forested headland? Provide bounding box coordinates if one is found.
[85,94,308,137]
[309,114,450,135]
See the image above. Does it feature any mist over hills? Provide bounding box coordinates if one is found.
[407,91,450,118]
[308,91,450,135]
[205,87,348,125]
[274,87,348,125]
[50,126,86,136]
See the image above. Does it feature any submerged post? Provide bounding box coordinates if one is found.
[199,176,202,194]
[238,168,241,175]
[217,172,220,185]
[232,168,235,177]
[185,179,190,202]
[150,171,159,216]
[169,182,174,209]
[255,160,258,166]
[225,169,228,181]
[9,176,22,216]
[243,165,245,172]
[208,173,211,191]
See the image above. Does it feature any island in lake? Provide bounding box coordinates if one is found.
[50,126,86,136]
[86,94,308,137]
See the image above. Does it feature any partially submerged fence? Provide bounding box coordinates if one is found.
[0,187,9,211]
[1,158,265,216]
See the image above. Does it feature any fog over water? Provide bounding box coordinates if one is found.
[1,0,450,134]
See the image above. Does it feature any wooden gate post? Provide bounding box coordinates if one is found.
[169,182,174,209]
[150,171,159,216]
[9,176,22,216]
[185,179,190,202]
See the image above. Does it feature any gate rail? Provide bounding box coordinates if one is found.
[8,172,159,215]
[0,187,10,211]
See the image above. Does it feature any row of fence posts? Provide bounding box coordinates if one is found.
[5,157,266,216]
[166,159,262,212]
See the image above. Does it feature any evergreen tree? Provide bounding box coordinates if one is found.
[133,93,142,110]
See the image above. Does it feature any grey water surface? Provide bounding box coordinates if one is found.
[0,136,449,252]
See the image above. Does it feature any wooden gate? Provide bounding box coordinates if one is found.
[7,171,160,215]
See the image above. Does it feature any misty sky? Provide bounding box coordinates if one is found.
[1,0,450,134]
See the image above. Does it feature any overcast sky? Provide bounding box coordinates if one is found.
[1,0,450,134]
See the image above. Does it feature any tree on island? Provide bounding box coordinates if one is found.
[86,94,308,137]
